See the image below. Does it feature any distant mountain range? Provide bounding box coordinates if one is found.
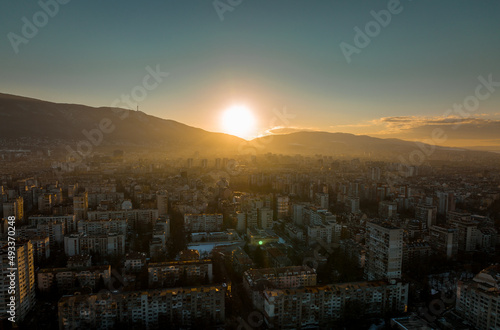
[1,93,499,162]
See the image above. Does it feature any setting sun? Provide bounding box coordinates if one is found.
[221,105,256,139]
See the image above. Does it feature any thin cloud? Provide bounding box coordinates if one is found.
[328,115,500,147]
[264,126,320,135]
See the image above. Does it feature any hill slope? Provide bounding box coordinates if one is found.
[0,93,244,156]
[1,93,498,162]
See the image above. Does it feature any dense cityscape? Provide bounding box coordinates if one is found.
[2,1,500,329]
[0,146,499,329]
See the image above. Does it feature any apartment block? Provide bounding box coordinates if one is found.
[37,265,111,293]
[183,213,223,232]
[429,225,458,259]
[262,280,408,329]
[0,239,36,322]
[77,219,128,235]
[456,265,500,329]
[365,221,403,281]
[58,286,225,329]
[64,233,125,256]
[148,259,213,287]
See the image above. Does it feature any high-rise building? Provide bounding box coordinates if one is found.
[235,211,246,232]
[437,191,455,215]
[275,195,289,219]
[30,236,50,263]
[448,217,479,252]
[365,221,403,280]
[314,193,329,209]
[37,193,55,213]
[156,190,169,217]
[292,203,307,225]
[73,192,88,221]
[429,225,458,259]
[371,167,381,181]
[415,204,437,229]
[378,201,398,219]
[258,207,273,230]
[246,209,259,228]
[0,239,36,322]
[3,197,24,222]
[345,197,360,214]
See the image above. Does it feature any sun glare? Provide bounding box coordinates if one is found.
[221,105,256,139]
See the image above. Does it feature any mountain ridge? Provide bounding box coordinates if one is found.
[1,93,499,162]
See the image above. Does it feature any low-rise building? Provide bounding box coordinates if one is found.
[184,213,223,233]
[148,259,213,287]
[243,266,317,311]
[67,255,92,268]
[64,233,125,256]
[124,252,147,272]
[38,265,111,293]
[58,285,225,329]
[262,280,408,329]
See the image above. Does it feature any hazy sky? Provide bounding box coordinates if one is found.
[1,0,500,145]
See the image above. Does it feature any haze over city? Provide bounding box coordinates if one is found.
[1,1,500,329]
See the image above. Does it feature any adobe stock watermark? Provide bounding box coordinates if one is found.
[237,311,264,330]
[236,247,321,329]
[213,0,244,21]
[340,0,410,63]
[416,281,455,323]
[58,65,168,172]
[75,269,127,319]
[237,107,296,156]
[207,159,243,184]
[302,245,322,271]
[98,268,126,294]
[398,74,499,169]
[386,73,499,189]
[7,0,71,54]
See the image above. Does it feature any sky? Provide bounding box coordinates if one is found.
[1,0,500,147]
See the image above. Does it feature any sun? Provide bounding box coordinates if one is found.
[221,105,256,139]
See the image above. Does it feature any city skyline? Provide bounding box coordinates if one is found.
[1,2,500,328]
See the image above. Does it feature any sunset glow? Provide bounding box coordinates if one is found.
[221,105,256,139]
